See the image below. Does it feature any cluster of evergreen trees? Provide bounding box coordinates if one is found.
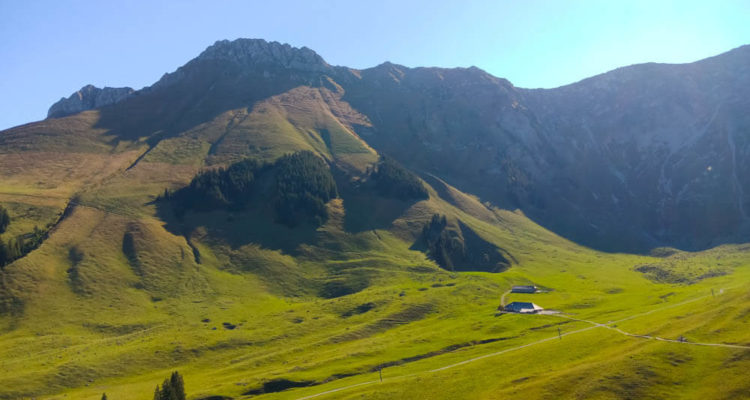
[167,158,261,212]
[0,206,46,268]
[420,214,510,273]
[273,151,338,227]
[371,156,428,200]
[153,371,186,400]
[0,236,23,268]
[421,214,463,271]
[98,371,185,400]
[167,151,338,227]
[0,226,45,268]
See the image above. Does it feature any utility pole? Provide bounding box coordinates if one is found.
[558,327,562,340]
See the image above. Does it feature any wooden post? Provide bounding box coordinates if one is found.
[379,367,383,382]
[558,327,562,340]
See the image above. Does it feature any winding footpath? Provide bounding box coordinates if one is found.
[296,288,749,400]
[500,289,511,307]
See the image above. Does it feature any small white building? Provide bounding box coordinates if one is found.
[504,302,543,314]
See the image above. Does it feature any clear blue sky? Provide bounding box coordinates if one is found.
[1,0,748,130]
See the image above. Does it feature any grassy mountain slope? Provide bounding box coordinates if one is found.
[0,39,748,399]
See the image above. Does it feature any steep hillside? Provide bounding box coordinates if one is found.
[337,45,750,252]
[22,40,750,252]
[521,45,750,251]
[0,39,748,399]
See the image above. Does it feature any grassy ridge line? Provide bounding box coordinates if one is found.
[293,286,746,400]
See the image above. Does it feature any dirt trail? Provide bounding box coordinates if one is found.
[500,289,511,307]
[553,311,750,350]
[295,288,747,399]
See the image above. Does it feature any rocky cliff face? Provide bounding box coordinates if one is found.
[149,39,333,91]
[339,45,750,251]
[517,45,750,251]
[196,38,329,70]
[47,84,134,118]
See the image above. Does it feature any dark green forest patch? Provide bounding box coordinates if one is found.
[164,151,337,228]
[413,214,513,273]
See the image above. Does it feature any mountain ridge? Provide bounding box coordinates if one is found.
[23,38,750,252]
[44,41,750,118]
[47,84,134,118]
[0,38,749,400]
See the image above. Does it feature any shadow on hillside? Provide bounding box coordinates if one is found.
[326,166,418,234]
[411,217,514,273]
[155,200,318,255]
[92,61,325,143]
[339,190,415,234]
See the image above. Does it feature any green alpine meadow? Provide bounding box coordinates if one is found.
[0,37,748,400]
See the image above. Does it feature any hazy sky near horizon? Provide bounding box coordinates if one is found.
[1,0,748,130]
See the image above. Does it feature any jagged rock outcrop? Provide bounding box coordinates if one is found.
[47,84,134,118]
[197,38,329,70]
[150,39,332,90]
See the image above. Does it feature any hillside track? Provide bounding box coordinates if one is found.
[295,287,747,400]
[552,291,750,350]
[500,289,511,307]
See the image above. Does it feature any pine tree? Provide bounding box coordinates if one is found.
[101,393,108,400]
[170,371,186,400]
[0,205,9,233]
[151,371,185,400]
[160,377,173,400]
[0,238,7,267]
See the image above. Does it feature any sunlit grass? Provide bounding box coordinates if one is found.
[0,89,747,400]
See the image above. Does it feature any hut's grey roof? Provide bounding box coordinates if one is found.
[505,302,543,313]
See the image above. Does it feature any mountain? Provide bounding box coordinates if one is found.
[334,46,750,252]
[48,84,134,118]
[520,46,750,251]
[0,39,748,399]
[41,40,750,252]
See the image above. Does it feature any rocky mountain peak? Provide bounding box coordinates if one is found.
[146,38,332,91]
[195,38,330,71]
[47,84,134,118]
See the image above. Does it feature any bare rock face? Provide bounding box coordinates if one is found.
[197,38,329,71]
[47,85,134,118]
[342,45,750,252]
[149,38,332,91]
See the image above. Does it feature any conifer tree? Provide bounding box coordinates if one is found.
[101,393,108,400]
[0,238,7,267]
[160,377,174,400]
[151,371,186,400]
[170,371,186,400]
[0,205,9,233]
